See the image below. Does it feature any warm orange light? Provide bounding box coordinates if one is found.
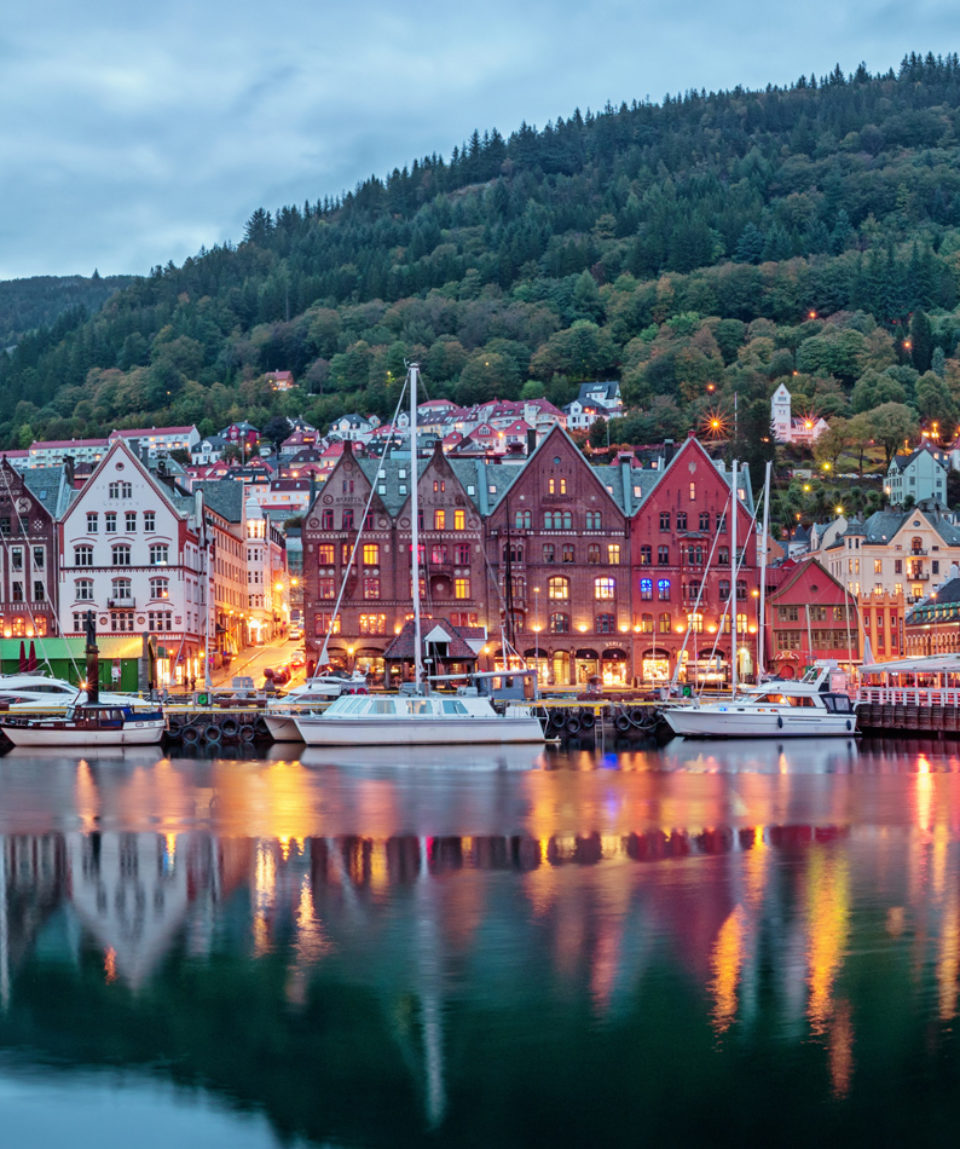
[808,310,817,320]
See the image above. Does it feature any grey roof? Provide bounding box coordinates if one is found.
[22,466,74,517]
[195,479,246,523]
[859,505,960,546]
[357,456,431,518]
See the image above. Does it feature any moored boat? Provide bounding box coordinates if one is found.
[0,701,166,747]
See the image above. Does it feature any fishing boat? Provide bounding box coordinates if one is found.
[660,661,858,739]
[0,700,166,747]
[297,362,544,749]
[263,670,369,742]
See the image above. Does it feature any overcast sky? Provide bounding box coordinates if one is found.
[0,1,953,281]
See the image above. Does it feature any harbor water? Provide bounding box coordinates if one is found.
[1,736,960,1145]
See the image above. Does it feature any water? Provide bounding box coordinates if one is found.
[0,735,959,1146]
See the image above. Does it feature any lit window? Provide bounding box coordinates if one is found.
[594,577,616,600]
[548,576,569,601]
[362,543,380,565]
[454,577,471,599]
[434,509,446,530]
[454,509,466,531]
[149,544,168,566]
[608,544,621,564]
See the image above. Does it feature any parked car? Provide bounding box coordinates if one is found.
[289,626,303,640]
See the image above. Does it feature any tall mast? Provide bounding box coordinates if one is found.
[757,460,772,681]
[730,459,738,696]
[409,363,424,692]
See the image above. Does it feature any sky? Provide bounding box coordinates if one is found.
[0,0,955,282]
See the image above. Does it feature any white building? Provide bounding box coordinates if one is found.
[770,383,829,445]
[109,426,200,458]
[885,443,949,507]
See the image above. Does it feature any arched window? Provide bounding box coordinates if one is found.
[548,576,569,601]
[549,612,570,634]
[640,578,653,600]
[75,578,94,601]
[149,577,169,600]
[657,579,671,600]
[74,545,93,567]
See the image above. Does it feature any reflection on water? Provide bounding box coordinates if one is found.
[1,738,960,1144]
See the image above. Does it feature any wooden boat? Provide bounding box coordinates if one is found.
[0,701,166,747]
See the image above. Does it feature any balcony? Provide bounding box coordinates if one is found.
[107,598,135,609]
[907,573,929,582]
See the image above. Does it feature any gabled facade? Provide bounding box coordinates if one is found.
[629,436,759,684]
[0,458,61,639]
[885,443,949,506]
[484,426,629,686]
[58,441,207,686]
[765,558,859,675]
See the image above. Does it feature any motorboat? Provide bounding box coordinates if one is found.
[263,670,369,741]
[0,673,157,714]
[660,662,858,739]
[293,692,545,747]
[0,701,166,747]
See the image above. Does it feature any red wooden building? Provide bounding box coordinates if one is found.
[764,558,860,677]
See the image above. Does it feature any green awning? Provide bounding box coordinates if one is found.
[0,635,146,661]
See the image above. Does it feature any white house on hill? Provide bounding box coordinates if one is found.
[770,383,829,445]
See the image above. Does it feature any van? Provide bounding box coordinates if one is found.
[289,626,303,640]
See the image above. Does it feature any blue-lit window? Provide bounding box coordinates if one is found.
[640,578,653,601]
[658,579,671,601]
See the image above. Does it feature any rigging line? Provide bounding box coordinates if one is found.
[318,375,411,667]
[0,463,80,679]
[480,537,525,667]
[668,509,725,689]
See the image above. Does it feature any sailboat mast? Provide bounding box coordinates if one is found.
[730,459,738,695]
[757,460,772,681]
[409,363,424,692]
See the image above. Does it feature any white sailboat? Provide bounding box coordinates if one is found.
[661,461,858,739]
[294,363,544,749]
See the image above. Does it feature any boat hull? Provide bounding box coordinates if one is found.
[263,713,303,742]
[0,719,165,747]
[662,705,856,739]
[294,714,545,746]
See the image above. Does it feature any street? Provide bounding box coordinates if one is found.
[208,635,305,691]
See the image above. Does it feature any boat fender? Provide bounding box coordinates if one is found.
[629,708,646,726]
[566,715,582,735]
[181,725,200,745]
[240,723,257,741]
[846,719,852,732]
[220,717,240,738]
[615,713,632,733]
[203,724,222,744]
[580,710,596,730]
[547,710,566,731]
[777,715,783,729]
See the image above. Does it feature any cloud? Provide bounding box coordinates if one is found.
[0,0,946,278]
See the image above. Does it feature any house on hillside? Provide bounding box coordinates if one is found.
[885,442,949,506]
[770,383,829,445]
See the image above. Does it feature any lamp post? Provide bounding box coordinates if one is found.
[533,586,540,672]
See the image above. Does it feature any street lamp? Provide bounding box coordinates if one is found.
[533,586,541,674]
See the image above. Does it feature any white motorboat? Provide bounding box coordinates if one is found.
[660,662,858,739]
[264,672,368,741]
[299,363,544,751]
[294,692,545,747]
[0,701,166,747]
[0,673,156,714]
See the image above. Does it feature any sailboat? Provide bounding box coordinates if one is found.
[294,363,544,748]
[660,461,858,739]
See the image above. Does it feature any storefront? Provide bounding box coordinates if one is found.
[574,648,599,685]
[600,648,629,686]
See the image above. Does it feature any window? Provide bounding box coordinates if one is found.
[76,579,93,601]
[342,478,355,494]
[105,512,117,533]
[75,545,93,567]
[11,548,22,571]
[11,581,22,601]
[111,577,132,601]
[657,579,671,601]
[608,544,621,564]
[514,510,531,529]
[113,544,132,566]
[363,544,380,565]
[658,546,669,564]
[321,510,334,530]
[689,482,696,501]
[640,578,653,601]
[777,631,801,651]
[874,559,883,575]
[677,512,687,531]
[658,613,671,633]
[342,509,354,531]
[639,545,651,566]
[718,514,727,533]
[32,547,44,569]
[454,577,471,599]
[0,518,8,536]
[362,575,381,599]
[549,612,570,634]
[585,512,601,529]
[548,478,555,495]
[594,577,616,600]
[562,544,576,563]
[146,611,171,632]
[359,613,387,635]
[548,576,569,601]
[315,613,340,636]
[894,560,902,574]
[318,571,336,599]
[718,547,729,565]
[108,481,132,499]
[433,480,444,493]
[596,613,616,633]
[318,543,334,564]
[639,614,654,633]
[150,577,169,599]
[586,544,600,564]
[454,509,465,530]
[778,605,799,621]
[659,512,670,530]
[719,579,730,601]
[434,510,445,530]
[687,613,703,633]
[699,512,710,531]
[144,511,155,532]
[431,544,447,564]
[543,544,555,563]
[86,512,98,533]
[149,544,168,566]
[455,543,470,565]
[125,511,137,532]
[543,511,572,529]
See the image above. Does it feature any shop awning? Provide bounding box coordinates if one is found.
[575,648,599,659]
[601,648,628,661]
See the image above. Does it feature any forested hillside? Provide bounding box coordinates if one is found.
[3,52,960,494]
[0,273,133,349]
